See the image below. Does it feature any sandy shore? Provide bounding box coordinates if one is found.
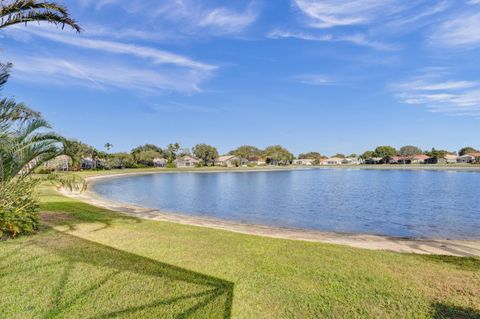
[60,171,480,257]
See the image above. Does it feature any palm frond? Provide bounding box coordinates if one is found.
[0,0,81,32]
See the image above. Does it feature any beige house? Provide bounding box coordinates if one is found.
[174,155,199,167]
[215,155,241,167]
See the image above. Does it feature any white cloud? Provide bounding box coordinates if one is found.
[20,26,215,71]
[9,55,209,94]
[430,12,480,48]
[199,7,257,34]
[295,74,335,86]
[4,25,217,94]
[292,0,399,28]
[78,0,258,36]
[392,71,480,117]
[267,29,396,50]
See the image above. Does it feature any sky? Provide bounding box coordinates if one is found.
[1,0,480,156]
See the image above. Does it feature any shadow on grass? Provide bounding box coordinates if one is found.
[39,196,140,232]
[432,303,480,319]
[8,230,233,318]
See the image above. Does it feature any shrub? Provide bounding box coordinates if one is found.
[166,162,177,169]
[0,178,40,239]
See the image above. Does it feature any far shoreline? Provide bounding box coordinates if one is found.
[58,168,480,257]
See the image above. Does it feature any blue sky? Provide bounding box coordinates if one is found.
[1,0,480,155]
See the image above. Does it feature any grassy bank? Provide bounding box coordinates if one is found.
[1,185,479,318]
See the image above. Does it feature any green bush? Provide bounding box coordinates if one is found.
[0,178,40,239]
[166,162,177,168]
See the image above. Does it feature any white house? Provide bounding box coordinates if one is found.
[153,158,166,167]
[342,158,361,165]
[215,155,241,167]
[44,155,71,171]
[321,157,343,165]
[293,159,315,166]
[457,155,475,164]
[174,155,199,167]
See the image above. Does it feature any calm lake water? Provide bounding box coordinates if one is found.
[91,169,480,239]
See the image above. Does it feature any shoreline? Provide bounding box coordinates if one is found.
[58,171,480,257]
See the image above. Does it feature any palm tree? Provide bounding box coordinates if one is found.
[0,63,64,183]
[104,142,113,152]
[0,0,81,32]
[0,118,64,182]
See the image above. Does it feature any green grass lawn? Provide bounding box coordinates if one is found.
[1,185,479,318]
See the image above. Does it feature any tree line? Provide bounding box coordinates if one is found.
[60,141,479,171]
[61,142,296,169]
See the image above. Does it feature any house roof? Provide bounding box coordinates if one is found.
[444,154,458,159]
[467,152,480,157]
[412,154,429,160]
[176,155,199,162]
[216,155,238,162]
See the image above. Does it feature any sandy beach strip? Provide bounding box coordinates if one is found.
[59,171,480,257]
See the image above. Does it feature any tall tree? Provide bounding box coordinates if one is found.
[104,142,113,152]
[360,151,375,159]
[165,143,180,163]
[263,145,294,165]
[426,148,448,159]
[192,144,218,166]
[374,146,397,158]
[229,145,262,160]
[399,145,423,157]
[0,0,81,32]
[298,152,324,160]
[459,147,478,156]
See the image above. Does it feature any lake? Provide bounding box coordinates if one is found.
[91,169,480,239]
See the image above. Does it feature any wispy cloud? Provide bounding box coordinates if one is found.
[198,6,257,34]
[392,70,480,117]
[4,24,217,94]
[19,26,215,71]
[295,74,335,86]
[292,0,400,29]
[78,0,258,36]
[9,55,209,94]
[429,12,480,48]
[267,29,396,50]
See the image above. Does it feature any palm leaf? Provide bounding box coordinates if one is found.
[0,0,81,32]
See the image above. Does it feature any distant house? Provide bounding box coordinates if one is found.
[445,154,459,164]
[247,156,266,166]
[426,154,458,164]
[81,157,97,170]
[44,155,71,171]
[388,156,404,164]
[174,155,199,167]
[215,155,241,167]
[391,155,428,164]
[364,157,383,165]
[457,154,476,164]
[468,152,480,163]
[342,158,361,165]
[153,158,166,167]
[293,159,315,166]
[409,154,429,164]
[321,157,343,165]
